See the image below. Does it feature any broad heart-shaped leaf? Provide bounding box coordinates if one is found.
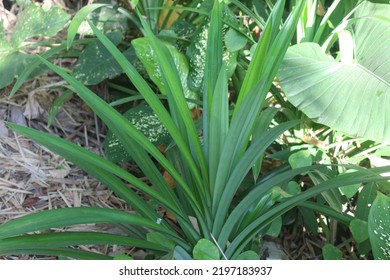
[278,2,390,144]
[368,192,390,260]
[11,4,70,47]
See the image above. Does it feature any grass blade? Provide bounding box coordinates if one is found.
[36,55,201,215]
[233,1,275,110]
[212,77,270,215]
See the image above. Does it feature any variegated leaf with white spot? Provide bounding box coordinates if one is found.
[368,192,390,260]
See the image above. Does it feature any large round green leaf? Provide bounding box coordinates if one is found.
[278,1,390,144]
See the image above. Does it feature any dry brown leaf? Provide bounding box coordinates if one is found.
[48,168,70,179]
[24,93,44,120]
[22,197,40,207]
[10,105,27,126]
[0,121,9,137]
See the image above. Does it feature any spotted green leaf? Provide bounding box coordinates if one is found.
[76,6,128,37]
[368,192,390,259]
[104,104,171,163]
[11,4,70,47]
[73,31,128,85]
[187,14,238,93]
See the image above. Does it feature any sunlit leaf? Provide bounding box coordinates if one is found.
[278,2,390,144]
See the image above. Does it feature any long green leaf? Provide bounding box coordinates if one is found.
[6,123,176,225]
[208,66,229,195]
[211,1,306,219]
[300,201,353,225]
[135,15,212,231]
[212,120,299,237]
[233,7,273,110]
[217,165,326,248]
[0,207,174,240]
[226,167,390,259]
[35,55,200,222]
[202,0,223,166]
[0,232,170,253]
[212,76,270,215]
[137,15,209,195]
[85,22,204,214]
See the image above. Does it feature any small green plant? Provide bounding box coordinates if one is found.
[1,0,389,260]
